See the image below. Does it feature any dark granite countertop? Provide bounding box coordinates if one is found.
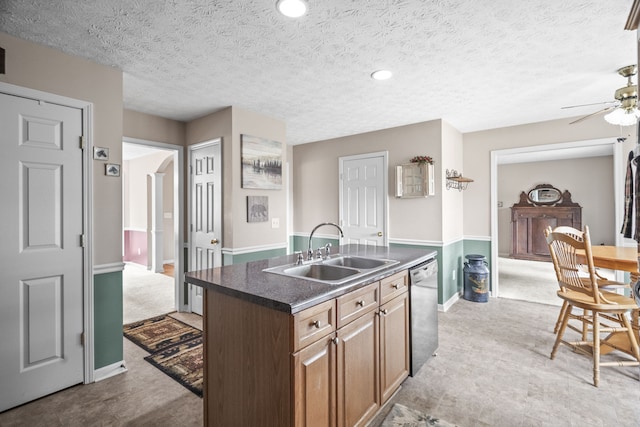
[184,244,436,314]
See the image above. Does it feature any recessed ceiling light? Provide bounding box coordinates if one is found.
[371,70,393,81]
[276,0,308,18]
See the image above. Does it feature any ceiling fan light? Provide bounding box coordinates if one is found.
[276,0,307,17]
[604,108,640,126]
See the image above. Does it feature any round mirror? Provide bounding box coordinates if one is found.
[527,185,562,205]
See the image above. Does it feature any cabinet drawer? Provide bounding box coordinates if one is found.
[336,282,379,328]
[380,271,408,304]
[292,299,336,352]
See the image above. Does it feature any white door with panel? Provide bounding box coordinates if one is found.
[0,93,85,411]
[339,153,387,246]
[189,140,222,315]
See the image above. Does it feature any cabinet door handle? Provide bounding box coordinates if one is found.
[311,320,321,328]
[332,337,339,345]
[380,309,388,315]
[356,300,365,307]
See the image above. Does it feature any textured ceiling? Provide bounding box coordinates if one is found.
[0,1,636,145]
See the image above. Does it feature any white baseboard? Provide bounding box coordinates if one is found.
[94,360,127,382]
[439,291,461,312]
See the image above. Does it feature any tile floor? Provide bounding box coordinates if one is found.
[2,262,638,426]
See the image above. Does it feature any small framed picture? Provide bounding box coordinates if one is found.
[93,146,109,160]
[105,163,120,177]
[247,196,268,223]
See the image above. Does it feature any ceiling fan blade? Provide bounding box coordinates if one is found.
[569,106,616,124]
[561,101,617,109]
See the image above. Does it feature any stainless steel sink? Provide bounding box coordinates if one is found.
[263,255,399,285]
[322,255,393,270]
[283,264,360,281]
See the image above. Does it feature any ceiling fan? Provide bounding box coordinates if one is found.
[563,64,640,126]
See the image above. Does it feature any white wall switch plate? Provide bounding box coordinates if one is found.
[271,218,280,228]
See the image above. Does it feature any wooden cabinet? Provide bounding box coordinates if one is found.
[336,309,379,427]
[293,333,336,427]
[203,271,409,427]
[510,185,581,261]
[379,292,410,402]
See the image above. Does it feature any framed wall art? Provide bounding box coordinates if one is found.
[94,146,109,160]
[241,134,282,190]
[247,196,268,223]
[105,163,120,177]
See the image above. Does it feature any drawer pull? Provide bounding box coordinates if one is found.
[392,284,400,289]
[356,300,365,307]
[311,320,321,328]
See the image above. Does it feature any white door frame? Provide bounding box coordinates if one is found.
[490,137,621,298]
[338,151,389,246]
[188,138,222,313]
[123,137,186,311]
[0,81,95,382]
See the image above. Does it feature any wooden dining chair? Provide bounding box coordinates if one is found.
[544,226,630,335]
[545,225,640,386]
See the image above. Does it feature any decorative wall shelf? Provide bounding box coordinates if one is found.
[395,162,435,198]
[446,169,473,191]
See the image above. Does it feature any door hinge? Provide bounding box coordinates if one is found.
[80,332,85,346]
[80,234,86,247]
[79,136,86,149]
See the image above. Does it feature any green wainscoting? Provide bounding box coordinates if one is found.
[93,270,123,369]
[223,247,287,265]
[292,235,340,254]
[390,239,492,306]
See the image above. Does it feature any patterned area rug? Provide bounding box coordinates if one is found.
[145,335,203,397]
[381,403,457,427]
[123,313,201,353]
[123,314,203,397]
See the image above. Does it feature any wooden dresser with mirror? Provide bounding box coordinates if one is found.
[510,184,582,261]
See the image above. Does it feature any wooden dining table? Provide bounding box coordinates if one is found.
[575,245,639,355]
[578,245,639,278]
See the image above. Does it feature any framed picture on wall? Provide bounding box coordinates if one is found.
[241,134,282,190]
[93,146,109,160]
[247,196,269,223]
[105,163,120,177]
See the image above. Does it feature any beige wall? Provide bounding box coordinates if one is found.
[463,117,635,239]
[441,121,464,243]
[293,120,445,242]
[123,109,186,147]
[497,156,615,255]
[186,106,287,250]
[0,32,123,265]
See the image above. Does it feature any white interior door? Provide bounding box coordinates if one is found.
[339,152,388,245]
[189,140,222,315]
[0,93,85,411]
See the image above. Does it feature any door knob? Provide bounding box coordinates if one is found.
[377,231,383,237]
[210,239,219,245]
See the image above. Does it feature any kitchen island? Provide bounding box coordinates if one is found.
[185,244,436,427]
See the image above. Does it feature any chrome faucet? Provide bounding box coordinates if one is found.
[308,222,344,260]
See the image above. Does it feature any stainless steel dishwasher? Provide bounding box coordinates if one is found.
[409,257,439,376]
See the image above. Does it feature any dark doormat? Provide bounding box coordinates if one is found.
[124,314,203,397]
